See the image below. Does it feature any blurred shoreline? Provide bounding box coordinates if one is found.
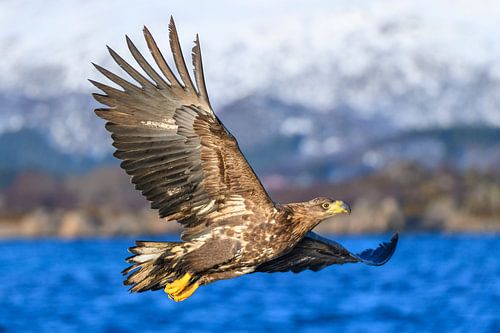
[1,162,498,239]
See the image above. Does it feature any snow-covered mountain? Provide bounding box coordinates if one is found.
[1,0,500,163]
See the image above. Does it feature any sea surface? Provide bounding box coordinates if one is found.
[0,234,499,333]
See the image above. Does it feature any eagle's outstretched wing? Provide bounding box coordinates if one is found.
[255,232,398,273]
[91,18,274,240]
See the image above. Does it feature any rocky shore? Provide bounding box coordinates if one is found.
[0,208,179,238]
[0,163,498,238]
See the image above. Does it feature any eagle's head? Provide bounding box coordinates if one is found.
[285,197,351,231]
[307,197,351,220]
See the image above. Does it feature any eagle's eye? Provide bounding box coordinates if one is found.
[321,202,330,210]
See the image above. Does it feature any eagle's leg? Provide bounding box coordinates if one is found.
[164,273,200,301]
[198,268,252,285]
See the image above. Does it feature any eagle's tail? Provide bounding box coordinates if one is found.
[122,240,199,301]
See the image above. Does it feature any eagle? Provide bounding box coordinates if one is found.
[91,17,398,302]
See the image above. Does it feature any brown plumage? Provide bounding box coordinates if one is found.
[91,17,398,302]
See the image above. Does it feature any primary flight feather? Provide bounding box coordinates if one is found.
[91,17,398,302]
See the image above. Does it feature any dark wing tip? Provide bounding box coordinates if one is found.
[88,78,99,87]
[105,45,117,58]
[391,232,399,243]
[354,232,399,266]
[168,16,176,33]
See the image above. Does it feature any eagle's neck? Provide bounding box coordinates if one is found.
[281,203,321,235]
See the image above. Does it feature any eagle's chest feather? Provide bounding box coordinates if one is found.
[232,214,307,265]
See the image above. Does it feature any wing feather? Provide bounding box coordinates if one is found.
[107,45,155,88]
[142,25,182,87]
[192,34,210,106]
[168,17,196,92]
[125,35,170,88]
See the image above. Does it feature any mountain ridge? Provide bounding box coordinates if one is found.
[1,0,499,181]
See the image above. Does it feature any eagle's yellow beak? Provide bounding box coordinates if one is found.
[328,200,351,215]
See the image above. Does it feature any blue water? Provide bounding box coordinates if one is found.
[0,234,499,333]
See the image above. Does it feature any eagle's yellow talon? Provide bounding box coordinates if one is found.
[170,282,199,302]
[164,273,194,298]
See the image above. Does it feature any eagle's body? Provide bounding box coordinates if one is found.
[183,200,338,284]
[91,18,398,302]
